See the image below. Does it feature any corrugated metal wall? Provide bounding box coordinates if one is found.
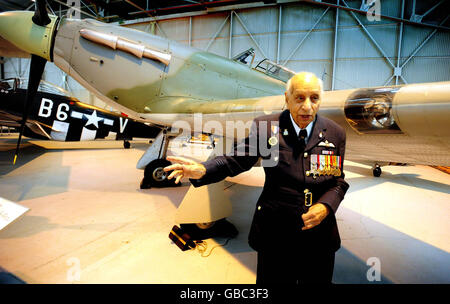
[2,0,449,107]
[128,0,450,90]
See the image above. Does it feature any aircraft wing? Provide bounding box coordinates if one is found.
[0,111,21,128]
[140,81,450,167]
[0,110,54,139]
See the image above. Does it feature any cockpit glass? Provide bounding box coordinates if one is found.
[254,59,296,83]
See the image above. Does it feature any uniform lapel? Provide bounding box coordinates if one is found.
[305,114,327,151]
[279,109,299,149]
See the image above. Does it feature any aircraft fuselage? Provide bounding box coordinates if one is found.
[0,12,449,166]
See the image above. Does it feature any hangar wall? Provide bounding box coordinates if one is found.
[2,0,449,108]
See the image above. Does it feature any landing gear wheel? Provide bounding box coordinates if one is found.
[373,166,382,177]
[140,159,180,189]
[180,219,238,240]
[196,222,215,229]
[123,140,131,149]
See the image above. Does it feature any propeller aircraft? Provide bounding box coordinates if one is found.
[0,0,448,232]
[0,77,160,146]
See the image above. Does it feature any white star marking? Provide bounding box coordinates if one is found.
[84,110,102,128]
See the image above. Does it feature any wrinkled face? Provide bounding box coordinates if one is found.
[285,74,322,129]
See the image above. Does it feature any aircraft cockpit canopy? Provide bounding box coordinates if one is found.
[232,48,296,83]
[254,59,296,83]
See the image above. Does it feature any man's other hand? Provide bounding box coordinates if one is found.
[163,156,206,184]
[301,203,330,230]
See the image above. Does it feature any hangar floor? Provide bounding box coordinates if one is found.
[0,134,449,284]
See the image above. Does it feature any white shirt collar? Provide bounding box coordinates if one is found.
[289,113,315,144]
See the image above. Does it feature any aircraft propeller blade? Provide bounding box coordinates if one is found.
[13,0,49,164]
[13,55,47,164]
[32,0,51,26]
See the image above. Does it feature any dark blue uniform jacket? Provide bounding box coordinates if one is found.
[191,110,349,253]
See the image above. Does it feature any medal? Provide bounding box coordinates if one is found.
[319,155,325,176]
[329,155,334,175]
[310,154,318,177]
[316,154,321,178]
[268,136,278,146]
[330,155,336,175]
[269,125,279,146]
[336,156,342,176]
[283,129,288,136]
[326,155,331,175]
[328,156,333,175]
[335,156,340,175]
[271,125,279,135]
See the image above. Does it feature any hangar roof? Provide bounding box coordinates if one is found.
[0,0,448,29]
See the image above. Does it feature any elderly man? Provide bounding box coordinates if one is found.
[164,72,349,284]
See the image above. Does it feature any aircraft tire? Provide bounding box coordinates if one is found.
[180,219,238,240]
[141,159,180,188]
[373,166,382,177]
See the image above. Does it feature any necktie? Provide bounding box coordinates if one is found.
[298,129,307,149]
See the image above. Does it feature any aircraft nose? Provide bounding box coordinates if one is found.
[0,11,58,61]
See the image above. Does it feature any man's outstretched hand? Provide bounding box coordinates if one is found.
[163,156,207,184]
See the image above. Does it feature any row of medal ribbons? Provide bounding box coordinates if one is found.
[310,154,342,177]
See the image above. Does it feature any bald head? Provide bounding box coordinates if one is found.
[285,72,323,129]
[286,72,323,95]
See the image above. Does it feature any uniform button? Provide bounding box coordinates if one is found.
[257,206,262,211]
[306,171,310,176]
[304,152,308,158]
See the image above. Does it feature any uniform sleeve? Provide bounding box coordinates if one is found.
[317,130,350,214]
[190,120,261,187]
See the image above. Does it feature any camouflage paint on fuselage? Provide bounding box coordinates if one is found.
[52,17,285,116]
[1,12,449,165]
